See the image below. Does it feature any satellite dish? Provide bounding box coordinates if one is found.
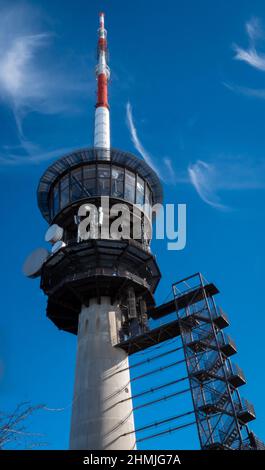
[23,247,50,279]
[51,240,66,254]
[45,224,64,244]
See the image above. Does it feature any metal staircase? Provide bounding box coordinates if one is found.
[173,273,256,450]
[116,270,264,449]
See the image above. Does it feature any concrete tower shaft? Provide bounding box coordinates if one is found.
[70,298,135,450]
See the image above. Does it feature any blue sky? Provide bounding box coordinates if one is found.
[0,0,265,449]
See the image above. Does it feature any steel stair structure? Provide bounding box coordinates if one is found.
[172,273,256,450]
[116,271,264,449]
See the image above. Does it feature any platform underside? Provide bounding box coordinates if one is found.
[41,238,160,334]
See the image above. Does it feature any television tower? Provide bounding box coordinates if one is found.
[23,12,264,451]
[24,12,162,450]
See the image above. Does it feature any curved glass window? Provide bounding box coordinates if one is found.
[53,182,60,214]
[98,164,110,195]
[60,174,69,209]
[50,163,153,220]
[71,168,83,201]
[136,175,145,206]
[124,170,135,203]
[112,166,124,198]
[49,191,54,219]
[145,184,151,219]
[83,165,96,196]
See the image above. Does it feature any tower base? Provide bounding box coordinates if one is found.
[69,297,136,450]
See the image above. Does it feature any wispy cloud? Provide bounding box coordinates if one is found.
[188,157,265,209]
[223,81,265,99]
[233,17,265,71]
[0,146,72,166]
[125,105,265,211]
[225,17,265,101]
[0,33,50,99]
[164,157,177,184]
[126,101,183,185]
[0,4,92,165]
[126,101,160,175]
[0,31,53,138]
[246,16,264,43]
[188,161,227,210]
[234,45,265,71]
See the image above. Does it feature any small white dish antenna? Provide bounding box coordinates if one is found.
[45,224,64,244]
[51,240,66,254]
[23,247,50,279]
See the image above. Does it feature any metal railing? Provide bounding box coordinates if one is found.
[218,332,236,350]
[226,362,245,382]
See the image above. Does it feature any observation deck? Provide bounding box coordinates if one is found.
[38,147,163,334]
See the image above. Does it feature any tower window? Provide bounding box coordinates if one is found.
[111,166,124,198]
[124,170,135,203]
[60,174,70,209]
[53,182,60,214]
[145,184,152,219]
[83,165,96,196]
[49,162,153,220]
[136,176,144,206]
[98,164,110,195]
[71,168,83,201]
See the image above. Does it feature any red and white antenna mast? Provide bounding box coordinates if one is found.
[94,12,110,150]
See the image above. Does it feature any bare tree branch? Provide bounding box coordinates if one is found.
[0,402,47,450]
